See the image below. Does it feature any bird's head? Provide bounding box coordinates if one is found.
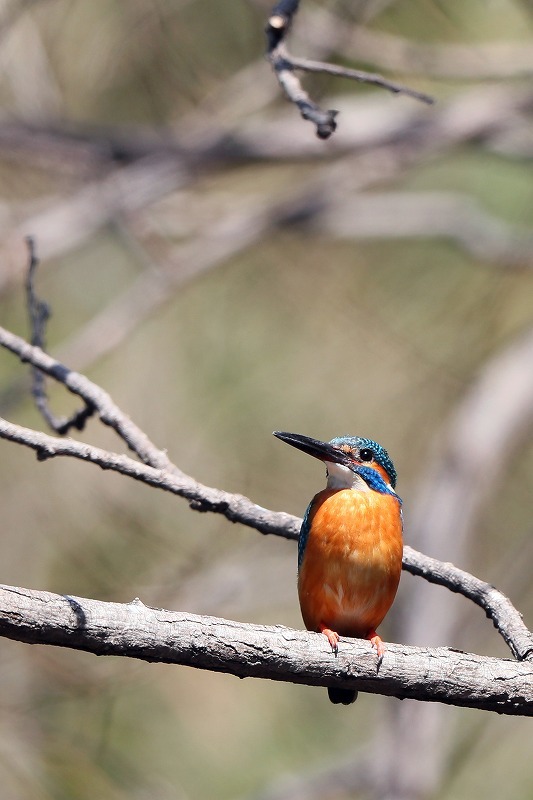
[273,431,397,494]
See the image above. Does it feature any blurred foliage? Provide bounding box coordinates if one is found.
[0,1,532,799]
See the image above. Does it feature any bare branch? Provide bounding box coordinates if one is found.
[402,547,533,662]
[288,54,435,105]
[0,584,531,715]
[266,1,433,138]
[0,324,172,470]
[25,237,96,434]
[0,326,532,664]
[267,44,339,140]
[0,413,299,541]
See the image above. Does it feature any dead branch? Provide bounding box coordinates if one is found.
[287,54,435,105]
[402,546,533,662]
[0,325,532,664]
[0,324,172,470]
[265,0,433,139]
[25,237,96,434]
[0,585,531,715]
[0,413,298,541]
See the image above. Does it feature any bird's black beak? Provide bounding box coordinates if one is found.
[273,431,350,466]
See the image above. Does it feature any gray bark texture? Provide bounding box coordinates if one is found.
[0,584,531,716]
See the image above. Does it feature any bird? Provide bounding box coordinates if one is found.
[273,431,403,705]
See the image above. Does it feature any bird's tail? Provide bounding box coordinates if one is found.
[328,687,358,705]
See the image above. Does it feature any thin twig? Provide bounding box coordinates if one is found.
[267,43,339,140]
[289,54,434,105]
[25,236,96,434]
[0,324,172,471]
[266,0,433,138]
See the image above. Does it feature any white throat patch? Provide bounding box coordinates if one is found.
[326,461,370,491]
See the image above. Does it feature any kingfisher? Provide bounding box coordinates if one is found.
[274,431,403,705]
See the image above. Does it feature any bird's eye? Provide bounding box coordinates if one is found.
[359,448,374,462]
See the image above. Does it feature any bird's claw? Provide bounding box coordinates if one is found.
[320,625,340,655]
[368,630,386,664]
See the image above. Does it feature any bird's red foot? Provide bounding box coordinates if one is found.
[367,629,386,660]
[319,624,340,654]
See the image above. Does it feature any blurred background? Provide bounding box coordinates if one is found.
[0,0,532,798]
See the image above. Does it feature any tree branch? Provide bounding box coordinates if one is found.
[288,54,435,105]
[402,547,533,662]
[0,584,531,716]
[0,414,298,540]
[25,236,96,434]
[0,324,172,471]
[266,0,433,139]
[0,324,532,664]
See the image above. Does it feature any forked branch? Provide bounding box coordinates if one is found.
[266,0,433,138]
[0,250,532,711]
[0,325,532,671]
[25,236,96,434]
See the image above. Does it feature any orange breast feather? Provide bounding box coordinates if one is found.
[298,488,403,638]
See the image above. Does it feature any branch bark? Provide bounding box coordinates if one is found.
[0,324,532,665]
[0,324,173,470]
[0,585,531,716]
[402,547,533,662]
[266,0,432,138]
[0,414,298,540]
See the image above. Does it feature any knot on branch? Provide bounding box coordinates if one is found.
[36,445,54,462]
[302,107,338,139]
[189,497,230,515]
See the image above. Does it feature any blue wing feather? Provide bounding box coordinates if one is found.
[298,499,314,571]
